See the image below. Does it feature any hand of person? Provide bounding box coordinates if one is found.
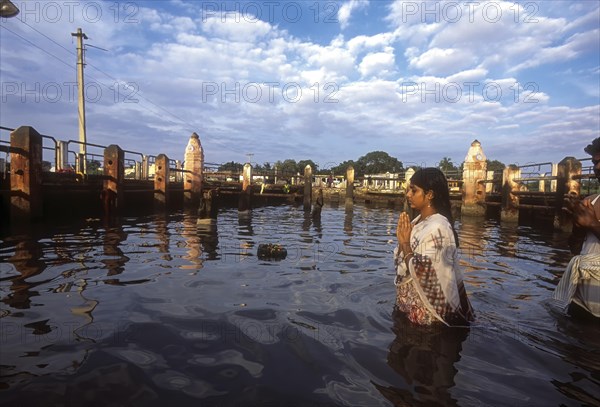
[563,195,599,229]
[396,212,412,245]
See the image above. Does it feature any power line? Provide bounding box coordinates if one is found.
[0,25,73,70]
[1,22,247,155]
[7,20,198,134]
[1,24,196,134]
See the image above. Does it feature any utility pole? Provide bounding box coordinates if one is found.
[71,28,88,175]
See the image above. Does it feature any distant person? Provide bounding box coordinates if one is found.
[395,168,475,326]
[327,175,333,188]
[554,137,600,318]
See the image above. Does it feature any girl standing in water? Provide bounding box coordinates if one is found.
[395,168,475,326]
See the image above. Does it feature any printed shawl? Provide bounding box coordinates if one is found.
[395,214,474,326]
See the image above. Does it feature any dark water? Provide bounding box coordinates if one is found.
[0,204,598,407]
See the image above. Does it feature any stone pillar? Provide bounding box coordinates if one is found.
[346,165,354,203]
[175,160,183,183]
[154,154,169,211]
[461,139,487,216]
[485,171,494,193]
[56,140,69,171]
[554,157,582,231]
[142,155,149,180]
[242,163,252,191]
[184,133,204,208]
[10,126,43,222]
[76,153,85,175]
[550,163,558,192]
[103,145,124,215]
[303,165,312,211]
[239,163,252,212]
[501,165,520,222]
[538,173,546,193]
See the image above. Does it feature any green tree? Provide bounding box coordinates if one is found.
[438,157,461,179]
[87,159,101,174]
[274,159,298,176]
[356,151,403,176]
[218,161,243,172]
[330,160,356,176]
[438,157,457,173]
[297,159,319,174]
[486,159,506,173]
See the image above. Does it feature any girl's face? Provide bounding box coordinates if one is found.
[407,183,429,211]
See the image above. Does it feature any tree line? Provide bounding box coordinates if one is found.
[217,152,507,177]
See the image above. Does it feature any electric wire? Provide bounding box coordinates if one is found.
[1,20,250,157]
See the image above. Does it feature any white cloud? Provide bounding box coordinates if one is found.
[201,14,272,42]
[446,68,489,83]
[509,29,600,72]
[0,0,597,167]
[358,49,396,78]
[408,48,477,76]
[346,32,396,56]
[338,0,370,30]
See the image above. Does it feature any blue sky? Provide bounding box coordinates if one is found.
[1,0,599,170]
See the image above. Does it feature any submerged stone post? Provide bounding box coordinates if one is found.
[461,140,487,216]
[312,188,324,219]
[304,164,312,212]
[242,163,252,191]
[184,133,204,208]
[346,165,354,204]
[10,126,43,222]
[103,145,124,216]
[239,163,252,212]
[554,157,581,231]
[501,165,520,222]
[154,154,169,211]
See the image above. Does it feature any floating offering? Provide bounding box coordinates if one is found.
[257,243,287,260]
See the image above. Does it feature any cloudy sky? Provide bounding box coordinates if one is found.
[1,0,598,170]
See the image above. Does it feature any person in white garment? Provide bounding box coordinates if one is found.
[554,138,600,317]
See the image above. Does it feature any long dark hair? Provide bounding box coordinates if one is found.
[410,168,459,247]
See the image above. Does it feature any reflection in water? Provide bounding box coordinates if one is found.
[302,211,312,232]
[197,221,219,261]
[102,222,129,277]
[494,222,520,259]
[154,215,172,261]
[237,211,254,258]
[2,237,46,309]
[301,210,323,240]
[344,203,353,236]
[71,279,99,341]
[376,308,469,406]
[181,213,203,270]
[457,218,486,263]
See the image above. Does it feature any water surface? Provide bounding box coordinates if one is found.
[0,204,598,406]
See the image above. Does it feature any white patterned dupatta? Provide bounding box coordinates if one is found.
[395,214,474,326]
